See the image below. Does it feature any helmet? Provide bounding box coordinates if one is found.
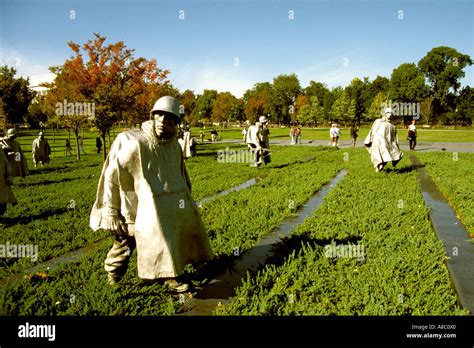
[151,96,181,122]
[385,107,393,115]
[7,128,17,137]
[259,116,268,123]
[39,131,44,136]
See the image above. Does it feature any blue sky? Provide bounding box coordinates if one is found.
[1,0,473,96]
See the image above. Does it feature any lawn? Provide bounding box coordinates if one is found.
[0,128,470,316]
[216,150,468,315]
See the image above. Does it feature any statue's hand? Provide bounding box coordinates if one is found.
[104,208,128,240]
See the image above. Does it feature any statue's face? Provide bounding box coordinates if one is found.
[154,112,178,140]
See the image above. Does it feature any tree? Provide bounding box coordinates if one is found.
[297,96,323,126]
[27,95,49,129]
[211,92,239,124]
[456,86,473,126]
[194,90,217,123]
[418,46,472,124]
[304,81,328,104]
[330,91,351,124]
[180,89,196,124]
[243,82,272,124]
[367,92,388,122]
[44,33,169,160]
[389,63,429,102]
[0,66,36,128]
[345,78,369,125]
[270,74,301,124]
[294,94,308,123]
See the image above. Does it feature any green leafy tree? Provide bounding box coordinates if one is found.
[194,89,218,123]
[270,74,301,124]
[297,96,323,126]
[456,86,473,126]
[367,92,388,122]
[418,46,472,123]
[389,63,429,102]
[345,77,370,125]
[0,66,36,127]
[330,90,350,124]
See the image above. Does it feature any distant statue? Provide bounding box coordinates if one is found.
[0,128,29,177]
[32,131,51,167]
[0,149,17,217]
[96,136,103,154]
[364,107,404,172]
[178,126,192,159]
[90,96,213,292]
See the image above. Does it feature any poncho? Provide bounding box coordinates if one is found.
[90,121,213,279]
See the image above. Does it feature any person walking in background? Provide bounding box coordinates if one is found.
[329,124,340,148]
[258,115,271,165]
[96,136,103,154]
[210,129,218,142]
[350,124,359,148]
[65,138,73,156]
[290,127,295,145]
[364,107,404,172]
[32,131,51,168]
[78,136,86,154]
[241,127,248,144]
[407,119,417,150]
[0,128,29,177]
[199,131,205,143]
[295,126,301,144]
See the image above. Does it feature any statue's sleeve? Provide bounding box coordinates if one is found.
[102,139,123,210]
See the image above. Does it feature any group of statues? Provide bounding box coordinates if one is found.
[1,97,407,292]
[0,129,51,217]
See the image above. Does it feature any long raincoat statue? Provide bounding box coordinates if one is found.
[90,96,214,292]
[0,149,17,216]
[364,107,404,172]
[32,132,51,167]
[0,128,29,177]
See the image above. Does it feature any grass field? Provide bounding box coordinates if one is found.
[197,127,474,143]
[0,127,472,315]
[215,150,469,315]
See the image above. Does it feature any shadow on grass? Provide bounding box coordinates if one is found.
[15,177,77,188]
[0,207,72,227]
[264,233,364,269]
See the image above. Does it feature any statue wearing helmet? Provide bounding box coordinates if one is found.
[246,116,271,167]
[32,131,51,168]
[90,96,213,292]
[0,128,29,177]
[364,107,404,172]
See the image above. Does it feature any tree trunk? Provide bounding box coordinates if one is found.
[102,133,107,162]
[75,131,81,161]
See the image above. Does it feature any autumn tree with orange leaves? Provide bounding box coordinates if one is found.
[44,33,170,160]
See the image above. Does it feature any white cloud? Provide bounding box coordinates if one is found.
[170,63,255,97]
[0,48,53,79]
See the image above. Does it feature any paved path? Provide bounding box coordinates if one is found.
[217,139,474,153]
